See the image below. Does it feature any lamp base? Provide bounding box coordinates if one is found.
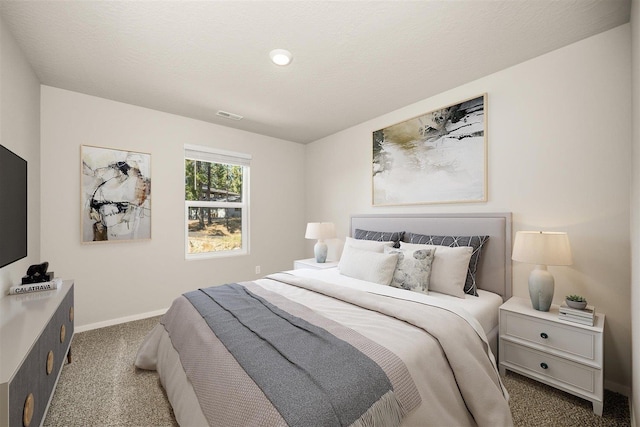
[528,265,554,312]
[314,241,328,263]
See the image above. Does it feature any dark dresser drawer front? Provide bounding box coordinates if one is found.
[8,285,73,427]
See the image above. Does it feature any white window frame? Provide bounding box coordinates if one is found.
[184,144,251,259]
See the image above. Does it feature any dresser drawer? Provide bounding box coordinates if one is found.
[501,341,598,394]
[501,311,597,362]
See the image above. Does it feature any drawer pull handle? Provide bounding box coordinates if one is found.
[46,350,54,375]
[540,362,549,370]
[23,393,34,427]
[60,324,66,343]
[540,332,548,339]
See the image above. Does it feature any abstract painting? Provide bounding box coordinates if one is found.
[372,94,487,206]
[81,145,151,243]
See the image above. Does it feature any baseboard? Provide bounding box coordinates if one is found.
[604,379,631,397]
[75,308,167,333]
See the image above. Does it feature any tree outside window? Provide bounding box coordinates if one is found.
[184,147,249,258]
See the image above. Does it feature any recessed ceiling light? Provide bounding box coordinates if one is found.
[269,49,293,66]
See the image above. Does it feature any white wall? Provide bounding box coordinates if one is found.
[306,25,632,392]
[630,0,639,422]
[0,16,41,296]
[40,86,306,328]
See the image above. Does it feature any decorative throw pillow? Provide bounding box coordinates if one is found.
[384,246,435,294]
[403,233,489,296]
[400,242,472,298]
[354,228,405,248]
[338,245,399,286]
[344,236,395,253]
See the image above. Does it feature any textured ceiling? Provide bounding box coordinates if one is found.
[0,1,630,144]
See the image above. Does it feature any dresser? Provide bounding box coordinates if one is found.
[0,281,74,427]
[499,296,604,415]
[293,258,339,270]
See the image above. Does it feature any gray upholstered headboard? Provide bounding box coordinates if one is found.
[350,213,512,301]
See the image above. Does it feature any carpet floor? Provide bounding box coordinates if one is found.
[44,316,630,426]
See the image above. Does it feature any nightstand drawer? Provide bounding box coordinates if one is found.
[502,311,597,361]
[501,341,598,394]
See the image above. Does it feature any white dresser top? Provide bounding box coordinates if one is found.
[0,280,73,383]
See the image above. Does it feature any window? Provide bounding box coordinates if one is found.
[184,145,250,259]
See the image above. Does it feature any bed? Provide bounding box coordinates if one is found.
[135,213,514,427]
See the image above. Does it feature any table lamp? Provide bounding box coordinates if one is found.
[305,222,336,263]
[512,231,573,311]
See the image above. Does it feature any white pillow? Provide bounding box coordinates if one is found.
[344,236,395,253]
[400,242,472,298]
[339,245,399,285]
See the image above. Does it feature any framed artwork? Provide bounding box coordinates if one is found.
[81,145,151,243]
[372,94,487,206]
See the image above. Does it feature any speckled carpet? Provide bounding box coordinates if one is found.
[44,316,176,427]
[44,316,630,427]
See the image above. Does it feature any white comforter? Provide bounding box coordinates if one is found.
[287,267,503,335]
[136,272,513,427]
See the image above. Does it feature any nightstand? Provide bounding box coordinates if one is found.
[499,296,604,415]
[293,258,339,270]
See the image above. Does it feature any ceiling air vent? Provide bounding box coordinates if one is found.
[216,110,243,121]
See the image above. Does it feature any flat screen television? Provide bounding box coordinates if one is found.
[0,145,27,268]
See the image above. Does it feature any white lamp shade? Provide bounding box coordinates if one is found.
[305,222,336,240]
[512,231,573,266]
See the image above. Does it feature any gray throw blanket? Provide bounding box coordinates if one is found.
[184,283,404,427]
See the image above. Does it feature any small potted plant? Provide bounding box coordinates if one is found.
[565,294,587,310]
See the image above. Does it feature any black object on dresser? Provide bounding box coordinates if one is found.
[21,262,54,285]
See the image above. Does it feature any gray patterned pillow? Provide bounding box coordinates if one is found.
[403,233,489,296]
[384,246,435,294]
[354,229,405,248]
